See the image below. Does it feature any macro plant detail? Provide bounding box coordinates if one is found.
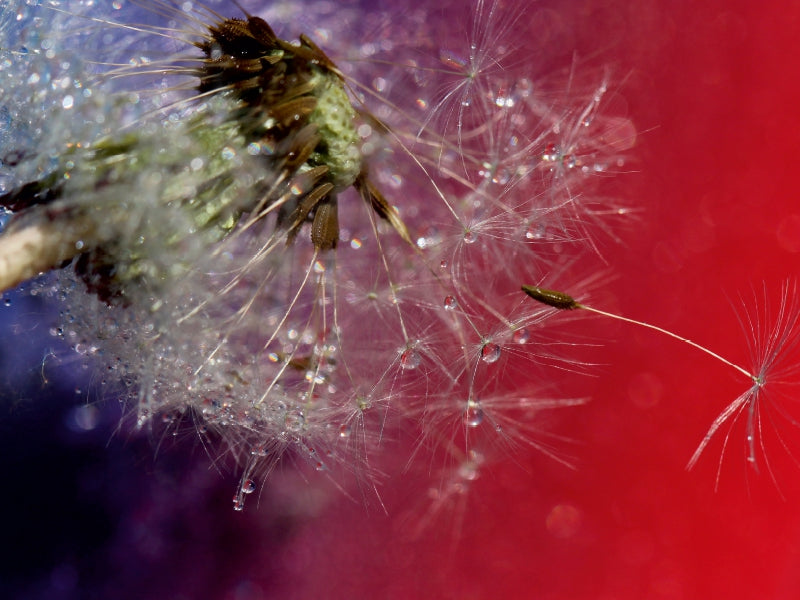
[523,282,800,483]
[0,0,796,529]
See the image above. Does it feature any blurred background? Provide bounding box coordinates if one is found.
[2,0,800,598]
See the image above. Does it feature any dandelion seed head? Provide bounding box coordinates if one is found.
[1,0,635,508]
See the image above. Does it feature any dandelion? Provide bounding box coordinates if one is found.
[522,282,800,483]
[0,0,632,509]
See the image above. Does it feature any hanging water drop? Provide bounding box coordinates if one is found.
[512,328,531,344]
[526,223,546,240]
[458,456,482,481]
[444,295,458,310]
[400,347,421,370]
[250,443,268,457]
[480,342,501,364]
[284,409,305,433]
[241,479,257,494]
[463,398,484,427]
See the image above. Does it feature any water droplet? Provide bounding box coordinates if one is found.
[480,343,501,364]
[526,223,546,240]
[512,328,531,344]
[241,479,256,494]
[65,404,99,432]
[339,423,351,438]
[463,399,484,427]
[463,230,477,244]
[400,348,421,370]
[232,496,244,511]
[494,94,514,108]
[250,443,269,457]
[492,168,511,185]
[443,295,458,310]
[542,142,559,161]
[284,409,305,432]
[439,48,468,70]
[458,460,480,481]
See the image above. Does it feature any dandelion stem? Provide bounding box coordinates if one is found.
[522,285,756,382]
[0,217,99,293]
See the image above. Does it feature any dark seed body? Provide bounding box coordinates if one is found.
[197,16,362,251]
[521,285,579,310]
[0,10,411,298]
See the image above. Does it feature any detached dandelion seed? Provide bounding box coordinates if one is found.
[522,282,800,483]
[687,282,800,484]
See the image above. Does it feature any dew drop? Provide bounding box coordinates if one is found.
[463,399,484,427]
[492,168,511,185]
[284,409,305,433]
[339,423,351,438]
[241,479,257,494]
[512,328,531,344]
[232,496,244,511]
[458,460,480,481]
[443,295,458,310]
[400,348,421,370]
[65,404,99,432]
[480,342,501,364]
[526,223,546,240]
[463,230,477,244]
[250,443,269,457]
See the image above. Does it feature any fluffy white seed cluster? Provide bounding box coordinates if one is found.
[1,0,636,509]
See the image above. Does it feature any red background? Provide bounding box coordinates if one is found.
[258,1,800,598]
[4,0,800,598]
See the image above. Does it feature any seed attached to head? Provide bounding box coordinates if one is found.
[0,9,413,297]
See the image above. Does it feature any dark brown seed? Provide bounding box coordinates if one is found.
[521,285,579,310]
